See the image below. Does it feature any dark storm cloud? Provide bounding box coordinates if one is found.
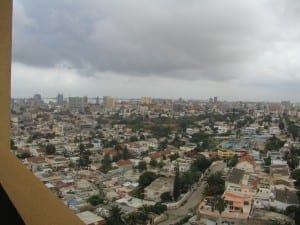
[12,0,300,81]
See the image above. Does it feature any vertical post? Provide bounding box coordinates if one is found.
[0,0,12,154]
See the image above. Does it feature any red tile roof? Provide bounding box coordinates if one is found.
[115,160,132,167]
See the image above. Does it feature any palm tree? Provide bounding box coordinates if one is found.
[214,195,227,224]
[124,213,139,225]
[215,195,227,215]
[106,205,125,225]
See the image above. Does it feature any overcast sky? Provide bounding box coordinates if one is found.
[11,0,300,101]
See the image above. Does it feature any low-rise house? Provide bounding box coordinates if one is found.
[270,188,299,210]
[179,143,197,153]
[24,156,47,171]
[102,148,117,160]
[144,177,174,202]
[226,168,245,188]
[254,178,273,208]
[75,179,94,192]
[223,190,253,217]
[273,178,294,190]
[167,158,192,173]
[76,211,105,225]
[270,164,290,179]
[236,155,255,174]
[114,159,133,169]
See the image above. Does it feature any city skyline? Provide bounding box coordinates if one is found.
[12,0,300,101]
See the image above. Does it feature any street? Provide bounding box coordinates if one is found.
[158,161,225,225]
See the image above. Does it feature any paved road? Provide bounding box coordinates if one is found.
[158,161,225,225]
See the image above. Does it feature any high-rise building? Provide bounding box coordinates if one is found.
[83,96,88,105]
[68,97,84,111]
[96,96,100,105]
[32,94,43,108]
[214,96,218,103]
[103,96,115,108]
[141,97,152,105]
[56,94,64,106]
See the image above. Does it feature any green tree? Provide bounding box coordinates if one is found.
[124,213,140,225]
[287,155,299,169]
[214,195,227,215]
[122,147,130,160]
[152,202,167,214]
[173,165,181,200]
[10,139,17,150]
[291,168,300,187]
[138,171,157,188]
[160,192,172,202]
[279,120,285,130]
[228,154,239,168]
[169,153,180,161]
[129,136,138,142]
[191,156,212,173]
[106,205,125,225]
[265,135,285,151]
[87,195,103,206]
[285,205,300,225]
[288,123,299,141]
[100,154,112,173]
[150,159,158,167]
[45,144,56,155]
[158,140,168,151]
[206,172,225,196]
[264,156,272,166]
[138,161,147,172]
[79,143,85,153]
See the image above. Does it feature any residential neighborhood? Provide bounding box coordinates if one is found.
[10,95,300,225]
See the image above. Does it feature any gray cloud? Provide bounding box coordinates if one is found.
[12,0,300,83]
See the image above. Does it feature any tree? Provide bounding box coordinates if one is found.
[158,140,168,151]
[138,171,157,188]
[10,139,17,150]
[150,159,158,167]
[264,156,271,166]
[265,135,285,151]
[291,169,300,186]
[100,154,112,173]
[106,205,125,225]
[180,170,200,192]
[79,143,85,154]
[138,161,147,172]
[169,153,180,161]
[45,144,56,155]
[129,136,138,142]
[124,213,140,225]
[173,165,181,200]
[206,172,225,196]
[285,205,300,225]
[87,195,103,206]
[152,202,167,214]
[160,192,172,202]
[279,121,285,130]
[287,155,299,170]
[122,147,130,160]
[228,154,239,168]
[288,123,299,141]
[191,156,212,173]
[214,195,226,215]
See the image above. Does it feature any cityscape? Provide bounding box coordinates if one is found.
[10,94,300,225]
[8,0,300,225]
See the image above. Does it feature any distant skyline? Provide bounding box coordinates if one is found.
[11,0,300,102]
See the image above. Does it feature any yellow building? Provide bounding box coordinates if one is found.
[217,149,234,159]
